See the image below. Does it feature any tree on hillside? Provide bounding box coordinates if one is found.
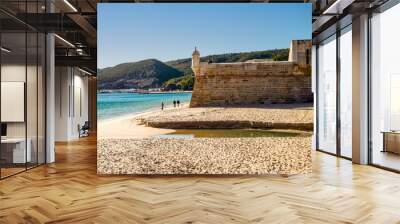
[162,75,195,91]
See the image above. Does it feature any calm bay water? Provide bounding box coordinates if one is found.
[97,92,192,121]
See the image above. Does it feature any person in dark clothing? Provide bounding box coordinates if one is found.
[173,100,176,108]
[177,100,180,107]
[161,102,164,110]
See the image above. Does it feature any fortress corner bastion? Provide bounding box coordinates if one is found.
[189,40,313,107]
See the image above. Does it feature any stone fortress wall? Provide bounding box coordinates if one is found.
[189,40,312,107]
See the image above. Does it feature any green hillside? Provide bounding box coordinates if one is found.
[166,48,289,77]
[162,75,195,91]
[97,59,183,90]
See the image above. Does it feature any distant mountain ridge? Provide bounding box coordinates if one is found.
[98,59,183,90]
[97,48,289,90]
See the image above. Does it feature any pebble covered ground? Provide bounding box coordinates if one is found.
[97,137,312,175]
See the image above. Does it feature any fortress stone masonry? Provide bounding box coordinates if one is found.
[190,40,312,107]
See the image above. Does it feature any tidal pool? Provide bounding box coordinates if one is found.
[157,129,311,139]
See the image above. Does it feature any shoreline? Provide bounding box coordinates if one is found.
[98,103,189,125]
[98,103,189,138]
[98,107,162,125]
[98,90,193,94]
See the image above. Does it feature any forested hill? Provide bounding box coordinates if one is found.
[97,59,183,90]
[165,48,289,77]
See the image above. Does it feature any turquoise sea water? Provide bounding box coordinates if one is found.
[97,92,192,121]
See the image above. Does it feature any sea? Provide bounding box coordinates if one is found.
[97,92,192,121]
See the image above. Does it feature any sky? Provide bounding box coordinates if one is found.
[98,3,311,69]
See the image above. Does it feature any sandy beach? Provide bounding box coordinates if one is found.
[98,137,312,175]
[98,103,313,138]
[138,103,313,124]
[97,103,313,175]
[98,104,188,138]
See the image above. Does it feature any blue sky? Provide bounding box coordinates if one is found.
[98,3,311,69]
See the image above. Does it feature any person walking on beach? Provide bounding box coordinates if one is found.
[177,100,180,108]
[161,102,164,110]
[173,100,176,108]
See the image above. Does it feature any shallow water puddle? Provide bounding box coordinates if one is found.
[157,129,311,139]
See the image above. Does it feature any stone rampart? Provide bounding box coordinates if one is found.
[189,40,312,107]
[190,61,312,107]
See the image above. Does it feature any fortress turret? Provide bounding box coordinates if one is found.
[191,47,201,76]
[288,40,312,66]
